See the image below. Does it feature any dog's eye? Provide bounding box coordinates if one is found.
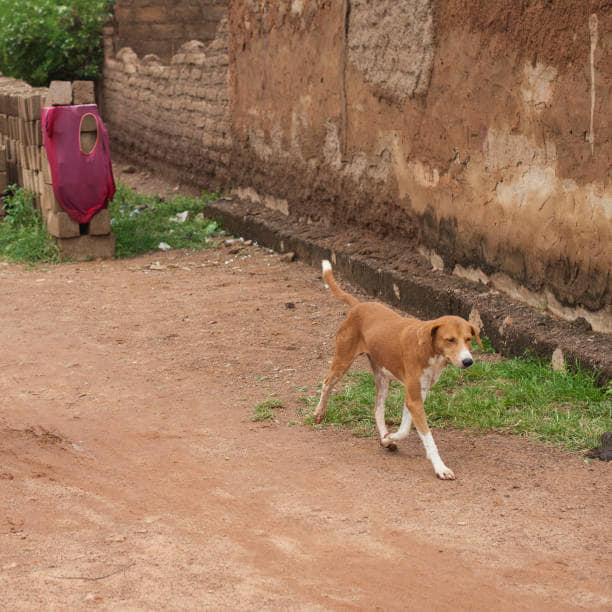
[446,338,456,343]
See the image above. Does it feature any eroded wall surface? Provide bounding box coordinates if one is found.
[229,0,611,330]
[102,0,611,330]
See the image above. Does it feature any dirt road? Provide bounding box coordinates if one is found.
[1,245,610,610]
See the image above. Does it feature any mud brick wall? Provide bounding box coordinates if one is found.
[110,0,227,63]
[0,77,114,259]
[101,16,230,190]
[102,1,611,332]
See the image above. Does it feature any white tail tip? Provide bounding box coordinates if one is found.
[322,260,332,273]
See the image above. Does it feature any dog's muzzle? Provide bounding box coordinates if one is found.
[456,349,474,369]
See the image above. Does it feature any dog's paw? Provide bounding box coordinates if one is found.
[380,437,397,452]
[435,466,456,480]
[313,413,324,424]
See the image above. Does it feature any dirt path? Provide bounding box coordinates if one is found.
[1,245,610,610]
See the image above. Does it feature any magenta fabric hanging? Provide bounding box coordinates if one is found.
[41,104,115,224]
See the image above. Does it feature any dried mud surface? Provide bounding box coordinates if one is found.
[1,218,611,609]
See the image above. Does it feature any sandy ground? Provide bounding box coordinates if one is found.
[1,239,611,610]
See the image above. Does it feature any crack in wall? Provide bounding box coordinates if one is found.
[588,13,598,155]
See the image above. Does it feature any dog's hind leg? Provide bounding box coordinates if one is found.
[368,357,396,451]
[388,404,413,443]
[313,371,344,424]
[313,321,361,424]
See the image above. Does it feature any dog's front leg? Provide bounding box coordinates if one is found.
[405,387,455,480]
[417,428,455,480]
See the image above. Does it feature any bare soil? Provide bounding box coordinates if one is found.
[1,163,611,610]
[0,235,610,610]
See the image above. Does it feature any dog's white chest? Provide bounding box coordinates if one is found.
[420,356,446,402]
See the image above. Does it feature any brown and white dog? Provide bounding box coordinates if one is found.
[314,260,482,479]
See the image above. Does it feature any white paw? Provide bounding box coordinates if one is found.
[435,465,456,480]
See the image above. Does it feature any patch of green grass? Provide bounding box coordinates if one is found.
[0,186,60,264]
[300,349,611,452]
[109,183,223,258]
[0,183,224,264]
[300,372,404,437]
[252,398,285,422]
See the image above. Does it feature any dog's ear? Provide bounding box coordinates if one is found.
[470,324,483,349]
[430,323,442,341]
[417,320,442,352]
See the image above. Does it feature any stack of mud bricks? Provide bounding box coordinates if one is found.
[0,77,114,259]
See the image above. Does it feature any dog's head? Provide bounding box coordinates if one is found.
[420,316,482,369]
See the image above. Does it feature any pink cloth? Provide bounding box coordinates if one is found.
[42,104,115,224]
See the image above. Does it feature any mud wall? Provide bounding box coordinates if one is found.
[229,0,611,331]
[110,0,227,62]
[102,0,611,331]
[101,12,230,189]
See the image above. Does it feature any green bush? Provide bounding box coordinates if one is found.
[0,0,113,86]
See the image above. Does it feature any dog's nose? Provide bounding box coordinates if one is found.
[462,357,474,368]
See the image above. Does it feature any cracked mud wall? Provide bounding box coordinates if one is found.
[229,0,611,331]
[102,1,610,330]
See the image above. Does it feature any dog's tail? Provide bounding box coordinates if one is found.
[322,260,359,307]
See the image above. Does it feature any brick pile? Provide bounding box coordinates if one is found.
[0,77,114,259]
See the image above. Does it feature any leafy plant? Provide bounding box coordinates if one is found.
[475,334,496,354]
[109,183,223,258]
[0,186,60,263]
[300,351,611,452]
[0,0,113,86]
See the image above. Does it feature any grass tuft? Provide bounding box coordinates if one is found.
[300,347,611,452]
[252,398,285,422]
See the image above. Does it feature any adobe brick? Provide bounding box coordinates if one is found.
[113,6,133,22]
[41,185,63,214]
[57,234,115,260]
[134,6,167,22]
[46,210,80,238]
[89,208,111,235]
[48,81,73,106]
[72,81,95,105]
